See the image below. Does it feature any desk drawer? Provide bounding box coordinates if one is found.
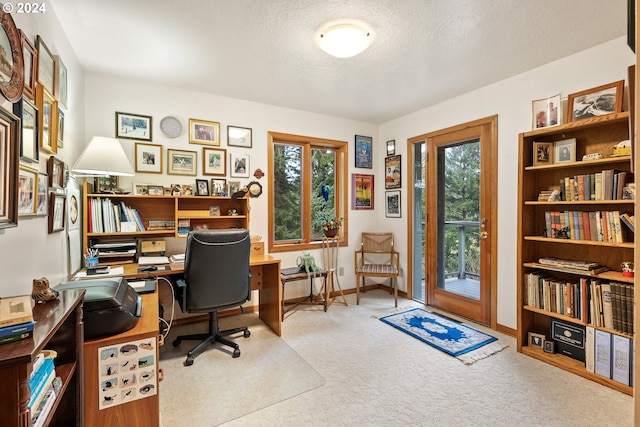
[250,266,262,290]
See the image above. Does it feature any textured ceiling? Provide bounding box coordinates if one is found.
[49,0,628,124]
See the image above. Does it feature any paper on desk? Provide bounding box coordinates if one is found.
[138,256,170,265]
[75,266,124,279]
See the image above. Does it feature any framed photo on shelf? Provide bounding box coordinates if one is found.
[386,140,395,156]
[36,35,56,96]
[566,80,624,123]
[202,147,226,176]
[384,155,401,189]
[554,138,576,164]
[230,152,250,178]
[167,149,197,176]
[48,191,66,233]
[209,205,221,216]
[18,164,37,216]
[528,332,545,349]
[352,174,374,210]
[189,118,220,146]
[147,185,163,196]
[135,142,163,174]
[132,183,149,195]
[228,180,241,195]
[13,97,39,163]
[115,111,152,141]
[227,125,252,148]
[355,135,372,168]
[20,30,37,102]
[385,190,401,218]
[544,340,555,354]
[36,83,58,154]
[532,94,561,129]
[195,179,210,196]
[533,141,553,166]
[181,184,193,196]
[47,156,65,189]
[210,178,227,196]
[94,176,118,193]
[36,172,47,216]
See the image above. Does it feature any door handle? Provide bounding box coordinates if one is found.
[480,231,488,240]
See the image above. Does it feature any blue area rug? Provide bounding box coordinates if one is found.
[380,308,498,357]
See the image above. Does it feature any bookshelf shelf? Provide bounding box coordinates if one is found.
[517,112,634,395]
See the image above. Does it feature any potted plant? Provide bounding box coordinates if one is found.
[318,214,344,237]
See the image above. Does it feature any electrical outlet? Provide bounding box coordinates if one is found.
[339,267,344,276]
[399,268,403,277]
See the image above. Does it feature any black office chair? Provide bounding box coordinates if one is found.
[172,229,252,366]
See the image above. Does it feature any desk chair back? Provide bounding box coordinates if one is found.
[354,232,400,306]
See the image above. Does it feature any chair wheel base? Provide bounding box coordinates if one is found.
[233,348,241,358]
[184,356,194,366]
[244,330,251,338]
[172,339,181,347]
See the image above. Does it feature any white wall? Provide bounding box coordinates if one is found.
[379,37,635,329]
[0,12,85,297]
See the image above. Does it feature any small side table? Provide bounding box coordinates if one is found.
[280,267,328,320]
[322,237,348,308]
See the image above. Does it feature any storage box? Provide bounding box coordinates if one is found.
[551,320,585,362]
[251,241,264,256]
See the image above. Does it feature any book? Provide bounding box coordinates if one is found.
[594,329,611,378]
[31,385,57,427]
[600,283,614,329]
[585,325,595,373]
[0,320,34,338]
[29,368,55,413]
[0,295,34,328]
[0,331,32,345]
[611,334,632,386]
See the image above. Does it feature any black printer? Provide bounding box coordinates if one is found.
[56,277,142,339]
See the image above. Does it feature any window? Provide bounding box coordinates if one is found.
[268,131,348,252]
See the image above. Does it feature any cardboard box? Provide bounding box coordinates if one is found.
[250,242,264,256]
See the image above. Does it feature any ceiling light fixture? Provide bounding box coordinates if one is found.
[318,23,371,58]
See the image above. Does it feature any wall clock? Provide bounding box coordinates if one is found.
[160,116,182,138]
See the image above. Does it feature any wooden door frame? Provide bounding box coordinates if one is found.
[407,115,498,328]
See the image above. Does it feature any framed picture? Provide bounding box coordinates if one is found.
[0,12,23,102]
[567,80,624,122]
[181,184,193,196]
[355,135,373,168]
[528,332,546,349]
[544,340,555,354]
[67,188,79,230]
[36,36,55,96]
[47,156,65,189]
[195,179,210,196]
[170,184,182,195]
[93,176,118,193]
[210,178,227,196]
[167,149,197,176]
[230,152,250,178]
[20,30,36,101]
[202,147,227,176]
[55,55,68,109]
[0,107,18,229]
[36,172,47,216]
[189,118,220,145]
[352,174,374,210]
[532,94,561,129]
[36,83,58,154]
[385,155,401,189]
[132,183,149,195]
[115,111,152,141]
[209,205,221,216]
[554,138,576,164]
[385,190,401,218]
[48,191,66,233]
[147,185,163,196]
[135,142,163,174]
[533,142,554,166]
[228,180,241,195]
[386,140,395,156]
[18,164,37,216]
[13,97,39,163]
[57,109,64,148]
[227,125,252,148]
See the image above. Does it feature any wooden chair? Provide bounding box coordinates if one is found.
[354,232,400,307]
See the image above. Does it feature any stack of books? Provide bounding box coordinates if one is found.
[29,350,61,427]
[169,253,185,263]
[0,295,34,345]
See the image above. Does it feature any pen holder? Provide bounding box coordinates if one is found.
[85,257,99,268]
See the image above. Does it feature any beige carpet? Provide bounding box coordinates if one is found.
[159,313,326,426]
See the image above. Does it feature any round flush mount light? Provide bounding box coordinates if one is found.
[318,22,371,58]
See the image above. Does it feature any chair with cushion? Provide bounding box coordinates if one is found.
[172,229,252,366]
[354,232,400,307]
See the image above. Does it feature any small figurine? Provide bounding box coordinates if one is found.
[32,277,59,303]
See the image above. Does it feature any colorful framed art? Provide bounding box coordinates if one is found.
[352,174,374,210]
[355,135,372,168]
[189,118,220,146]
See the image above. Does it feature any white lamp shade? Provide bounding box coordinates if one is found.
[72,136,135,176]
[319,24,371,58]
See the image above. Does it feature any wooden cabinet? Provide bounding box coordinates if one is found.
[517,112,634,395]
[0,290,84,427]
[82,182,250,261]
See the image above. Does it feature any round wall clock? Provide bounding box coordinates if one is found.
[160,116,182,138]
[247,181,263,198]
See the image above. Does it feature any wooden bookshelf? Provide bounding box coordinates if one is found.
[517,112,634,395]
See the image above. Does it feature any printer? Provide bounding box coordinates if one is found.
[56,277,142,339]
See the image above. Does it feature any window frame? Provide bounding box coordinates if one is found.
[268,131,348,252]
